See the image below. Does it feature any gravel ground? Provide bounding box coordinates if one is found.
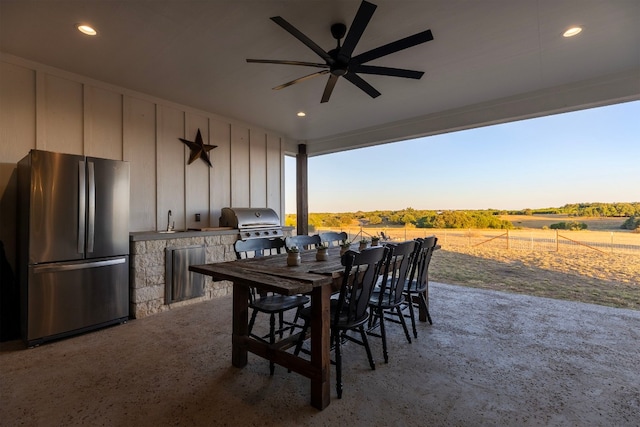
[429,246,640,310]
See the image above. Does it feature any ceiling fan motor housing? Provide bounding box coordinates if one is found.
[331,23,347,40]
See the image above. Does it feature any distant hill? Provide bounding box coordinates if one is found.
[285,202,639,230]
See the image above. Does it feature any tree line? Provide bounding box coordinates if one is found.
[286,208,514,230]
[517,202,640,217]
[284,202,640,230]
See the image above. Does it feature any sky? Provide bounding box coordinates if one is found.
[285,100,640,213]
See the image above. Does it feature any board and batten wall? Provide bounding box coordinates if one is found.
[0,53,288,273]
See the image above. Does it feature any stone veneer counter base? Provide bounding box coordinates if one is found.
[129,228,293,318]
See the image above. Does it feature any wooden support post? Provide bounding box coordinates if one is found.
[296,144,309,236]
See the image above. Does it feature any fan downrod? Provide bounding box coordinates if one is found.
[329,23,349,76]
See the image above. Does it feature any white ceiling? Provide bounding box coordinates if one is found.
[1,0,639,155]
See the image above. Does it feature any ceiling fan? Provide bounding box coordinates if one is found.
[246,0,434,103]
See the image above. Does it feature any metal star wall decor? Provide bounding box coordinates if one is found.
[179,129,217,167]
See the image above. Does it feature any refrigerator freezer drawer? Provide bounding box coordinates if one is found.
[24,256,129,346]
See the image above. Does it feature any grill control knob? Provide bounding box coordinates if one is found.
[244,232,251,237]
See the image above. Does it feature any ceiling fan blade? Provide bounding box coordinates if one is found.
[350,64,424,79]
[343,72,381,99]
[270,16,334,64]
[337,0,377,63]
[247,59,329,68]
[273,70,329,91]
[321,74,340,103]
[352,29,433,65]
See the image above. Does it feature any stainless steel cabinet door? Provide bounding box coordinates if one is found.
[165,245,205,303]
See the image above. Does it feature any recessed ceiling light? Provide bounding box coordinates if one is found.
[297,112,306,117]
[563,26,582,37]
[77,24,97,36]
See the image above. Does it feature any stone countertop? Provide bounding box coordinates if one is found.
[129,227,238,242]
[129,226,294,242]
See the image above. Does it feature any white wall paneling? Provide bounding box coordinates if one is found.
[41,74,83,154]
[266,134,282,221]
[84,86,123,160]
[0,61,35,267]
[157,106,186,231]
[184,114,211,229]
[230,125,250,207]
[123,97,157,232]
[249,130,267,209]
[0,62,35,159]
[0,53,286,274]
[210,119,231,226]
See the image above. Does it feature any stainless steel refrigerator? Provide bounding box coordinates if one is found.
[18,150,130,346]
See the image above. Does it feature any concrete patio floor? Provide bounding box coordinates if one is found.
[1,282,639,426]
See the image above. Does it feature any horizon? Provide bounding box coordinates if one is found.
[283,202,639,216]
[285,100,640,214]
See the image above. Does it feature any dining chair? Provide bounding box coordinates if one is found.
[234,237,310,375]
[367,240,416,363]
[285,234,321,251]
[403,235,438,338]
[319,231,348,247]
[294,245,389,398]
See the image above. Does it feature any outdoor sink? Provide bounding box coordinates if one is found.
[158,229,186,234]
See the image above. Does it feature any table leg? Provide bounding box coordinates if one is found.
[232,283,249,368]
[309,284,331,410]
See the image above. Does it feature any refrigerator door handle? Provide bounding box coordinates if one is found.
[87,161,96,254]
[32,257,127,274]
[78,160,86,254]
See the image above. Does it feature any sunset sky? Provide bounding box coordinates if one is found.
[285,100,640,213]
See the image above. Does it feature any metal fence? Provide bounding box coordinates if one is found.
[314,226,640,254]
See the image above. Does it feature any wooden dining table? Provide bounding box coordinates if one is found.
[189,243,436,410]
[189,247,345,410]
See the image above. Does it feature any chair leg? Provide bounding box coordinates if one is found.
[368,308,381,330]
[395,305,412,344]
[278,311,285,338]
[406,294,418,339]
[269,313,276,375]
[334,331,343,399]
[290,307,301,335]
[379,311,388,363]
[359,325,376,371]
[248,309,258,337]
[293,320,309,356]
[289,319,309,374]
[417,293,433,325]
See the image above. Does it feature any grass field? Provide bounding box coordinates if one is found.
[314,222,640,310]
[319,224,639,254]
[499,214,630,231]
[429,246,640,310]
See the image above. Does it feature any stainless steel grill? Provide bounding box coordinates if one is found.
[219,207,283,240]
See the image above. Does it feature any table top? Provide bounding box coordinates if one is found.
[189,248,344,295]
[190,243,440,295]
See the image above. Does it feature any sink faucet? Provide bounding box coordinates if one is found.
[167,210,174,232]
